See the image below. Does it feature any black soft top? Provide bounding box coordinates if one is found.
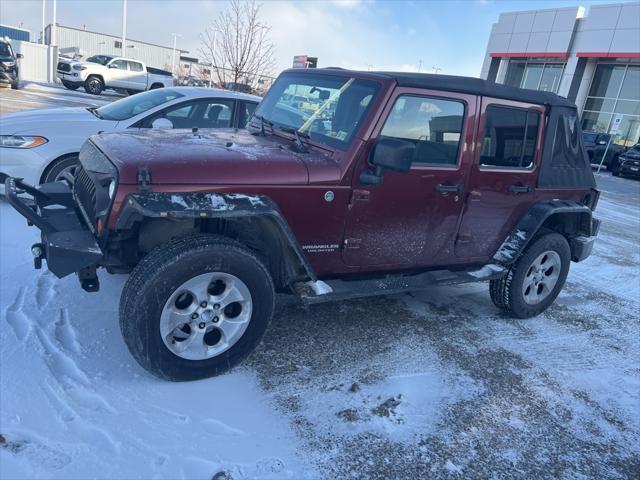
[309,68,576,109]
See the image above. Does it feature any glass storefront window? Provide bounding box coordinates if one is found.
[504,61,565,93]
[619,66,640,101]
[581,111,613,133]
[582,63,640,146]
[588,64,626,98]
[521,64,544,90]
[539,64,564,92]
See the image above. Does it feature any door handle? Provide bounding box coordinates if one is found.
[508,185,532,194]
[435,183,464,193]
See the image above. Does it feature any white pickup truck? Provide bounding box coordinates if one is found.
[57,55,175,95]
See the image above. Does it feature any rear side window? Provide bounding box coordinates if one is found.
[128,61,143,72]
[380,95,465,166]
[480,105,540,169]
[239,101,258,128]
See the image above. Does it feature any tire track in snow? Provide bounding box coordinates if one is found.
[55,308,81,354]
[35,272,56,310]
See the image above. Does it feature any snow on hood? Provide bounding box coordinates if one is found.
[0,107,107,135]
[91,128,341,186]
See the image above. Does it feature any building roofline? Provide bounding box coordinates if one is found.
[0,23,31,33]
[45,24,188,53]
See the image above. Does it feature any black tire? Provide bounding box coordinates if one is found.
[489,233,571,319]
[119,234,275,381]
[62,80,79,91]
[84,75,104,95]
[41,155,80,184]
[11,80,19,90]
[127,89,139,96]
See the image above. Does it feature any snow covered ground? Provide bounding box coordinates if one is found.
[0,87,638,478]
[1,174,638,479]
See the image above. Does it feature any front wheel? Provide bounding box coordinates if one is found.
[84,75,104,95]
[42,155,80,184]
[11,80,19,90]
[119,234,275,381]
[490,233,570,318]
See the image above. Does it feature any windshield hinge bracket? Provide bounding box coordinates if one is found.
[137,167,151,192]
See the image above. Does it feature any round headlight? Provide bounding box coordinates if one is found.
[108,179,117,199]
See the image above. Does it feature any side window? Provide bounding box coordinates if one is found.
[202,100,234,128]
[239,101,258,128]
[110,59,128,70]
[128,61,143,72]
[380,95,465,166]
[480,105,540,169]
[143,99,235,129]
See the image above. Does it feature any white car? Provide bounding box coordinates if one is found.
[57,55,174,95]
[0,87,261,187]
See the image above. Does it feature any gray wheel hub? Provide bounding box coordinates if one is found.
[160,272,253,360]
[54,164,78,184]
[522,250,561,305]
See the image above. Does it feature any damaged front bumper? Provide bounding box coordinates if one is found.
[1,172,103,291]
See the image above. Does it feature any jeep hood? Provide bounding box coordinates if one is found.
[90,128,340,185]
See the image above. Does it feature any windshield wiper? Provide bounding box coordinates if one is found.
[279,126,309,153]
[87,107,103,119]
[252,114,273,136]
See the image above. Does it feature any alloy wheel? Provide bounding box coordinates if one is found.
[521,250,561,305]
[160,272,253,360]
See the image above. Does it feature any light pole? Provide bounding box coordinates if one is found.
[51,0,57,46]
[121,0,127,56]
[171,33,182,74]
[41,0,46,44]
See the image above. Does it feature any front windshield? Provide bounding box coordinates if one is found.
[0,42,13,57]
[86,55,113,66]
[95,89,184,121]
[254,73,380,150]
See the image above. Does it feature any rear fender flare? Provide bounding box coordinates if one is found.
[115,191,317,284]
[493,201,595,265]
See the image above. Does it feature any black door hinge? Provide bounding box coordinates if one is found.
[137,167,151,192]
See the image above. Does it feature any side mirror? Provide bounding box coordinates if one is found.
[108,63,118,68]
[360,137,415,186]
[16,53,23,59]
[151,118,173,129]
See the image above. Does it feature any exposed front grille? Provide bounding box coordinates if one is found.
[74,167,97,230]
[57,62,71,72]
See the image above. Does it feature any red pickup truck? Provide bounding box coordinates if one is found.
[2,68,600,381]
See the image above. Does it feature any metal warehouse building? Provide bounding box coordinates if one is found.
[44,24,187,70]
[480,2,640,147]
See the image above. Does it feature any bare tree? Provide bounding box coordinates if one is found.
[198,0,276,91]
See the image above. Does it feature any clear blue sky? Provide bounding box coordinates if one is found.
[1,0,633,77]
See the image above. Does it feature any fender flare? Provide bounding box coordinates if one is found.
[115,191,317,283]
[493,200,597,264]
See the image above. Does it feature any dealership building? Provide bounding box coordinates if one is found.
[480,2,640,146]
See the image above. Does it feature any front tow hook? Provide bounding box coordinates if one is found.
[31,243,44,269]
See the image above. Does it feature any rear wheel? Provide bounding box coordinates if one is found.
[62,80,79,90]
[119,234,275,381]
[490,233,570,318]
[42,155,80,184]
[84,75,104,95]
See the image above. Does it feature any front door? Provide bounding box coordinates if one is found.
[342,88,476,269]
[455,98,545,261]
[106,59,132,89]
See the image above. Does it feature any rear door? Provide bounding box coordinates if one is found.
[455,98,545,261]
[342,88,476,269]
[126,61,146,90]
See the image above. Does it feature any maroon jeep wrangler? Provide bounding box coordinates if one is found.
[2,69,600,381]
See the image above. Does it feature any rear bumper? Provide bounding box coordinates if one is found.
[1,173,102,286]
[570,217,600,262]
